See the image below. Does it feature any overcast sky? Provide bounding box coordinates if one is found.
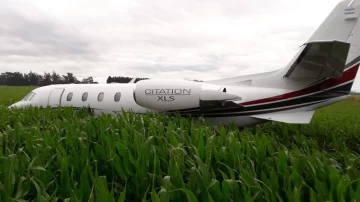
[0,0,359,90]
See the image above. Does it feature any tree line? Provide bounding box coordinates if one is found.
[106,76,203,83]
[0,71,203,86]
[106,76,149,83]
[0,71,152,86]
[0,71,97,86]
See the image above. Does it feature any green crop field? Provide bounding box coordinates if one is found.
[0,86,360,202]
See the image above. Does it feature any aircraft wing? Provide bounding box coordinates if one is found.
[284,40,350,80]
[251,111,315,124]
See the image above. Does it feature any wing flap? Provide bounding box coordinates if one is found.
[251,111,315,124]
[284,40,350,80]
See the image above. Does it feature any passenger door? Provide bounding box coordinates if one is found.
[48,88,65,107]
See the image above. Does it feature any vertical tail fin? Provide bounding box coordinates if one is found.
[307,0,360,65]
[207,0,360,89]
[282,0,360,91]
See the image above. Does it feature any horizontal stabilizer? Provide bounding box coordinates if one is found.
[284,40,350,80]
[251,111,315,124]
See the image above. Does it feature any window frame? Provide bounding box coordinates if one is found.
[114,92,121,102]
[22,92,34,101]
[97,92,104,102]
[28,93,36,101]
[67,92,73,101]
[82,92,88,101]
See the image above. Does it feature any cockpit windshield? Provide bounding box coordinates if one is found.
[22,92,36,101]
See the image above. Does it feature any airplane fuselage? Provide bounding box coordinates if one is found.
[7,0,360,127]
[8,75,353,127]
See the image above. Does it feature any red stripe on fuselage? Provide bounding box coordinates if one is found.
[241,64,360,106]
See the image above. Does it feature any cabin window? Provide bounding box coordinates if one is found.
[29,93,36,101]
[67,92,73,101]
[114,92,121,102]
[82,92,88,101]
[98,92,104,102]
[22,92,35,101]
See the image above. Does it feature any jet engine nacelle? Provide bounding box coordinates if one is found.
[133,79,241,111]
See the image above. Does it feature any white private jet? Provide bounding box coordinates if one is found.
[8,0,360,127]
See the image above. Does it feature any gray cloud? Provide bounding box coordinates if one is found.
[0,0,358,90]
[132,64,219,73]
[0,3,97,59]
